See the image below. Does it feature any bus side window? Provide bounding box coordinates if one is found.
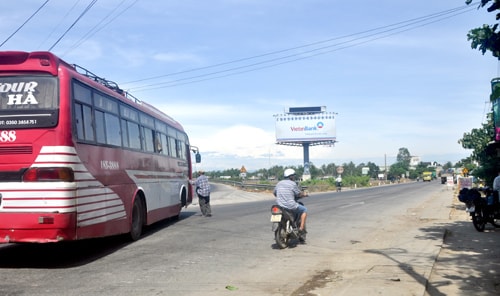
[121,119,129,147]
[74,102,95,141]
[168,136,177,157]
[127,121,141,150]
[96,111,121,146]
[143,127,154,152]
[177,140,186,160]
[95,110,106,144]
[161,133,169,155]
[105,113,121,146]
[74,103,85,140]
[154,132,162,153]
[173,139,183,160]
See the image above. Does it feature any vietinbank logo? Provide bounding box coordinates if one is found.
[290,121,324,131]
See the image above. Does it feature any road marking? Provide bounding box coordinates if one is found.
[338,201,365,208]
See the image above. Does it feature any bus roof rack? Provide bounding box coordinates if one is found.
[72,64,176,119]
[73,64,127,96]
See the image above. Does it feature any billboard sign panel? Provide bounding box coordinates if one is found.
[275,112,336,142]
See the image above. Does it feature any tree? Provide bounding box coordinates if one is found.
[388,162,407,180]
[458,114,494,161]
[341,161,357,177]
[320,163,337,177]
[356,162,380,179]
[366,162,381,179]
[466,0,500,59]
[409,162,432,179]
[458,113,499,185]
[387,147,412,180]
[443,161,454,170]
[396,147,411,166]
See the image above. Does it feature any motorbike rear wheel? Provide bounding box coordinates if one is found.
[275,224,289,249]
[472,209,486,232]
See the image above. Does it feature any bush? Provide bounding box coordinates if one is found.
[301,175,371,191]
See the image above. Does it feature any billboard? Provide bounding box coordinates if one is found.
[275,112,336,142]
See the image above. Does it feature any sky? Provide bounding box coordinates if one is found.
[0,0,498,172]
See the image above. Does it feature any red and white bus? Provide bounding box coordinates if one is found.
[0,51,200,243]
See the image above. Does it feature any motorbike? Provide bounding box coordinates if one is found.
[458,187,500,232]
[270,200,306,249]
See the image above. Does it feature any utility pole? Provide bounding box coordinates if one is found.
[385,154,387,181]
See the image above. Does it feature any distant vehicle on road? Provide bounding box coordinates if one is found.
[440,169,454,184]
[422,171,433,182]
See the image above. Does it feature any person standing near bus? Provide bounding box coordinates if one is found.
[493,170,500,191]
[492,170,500,203]
[190,171,212,217]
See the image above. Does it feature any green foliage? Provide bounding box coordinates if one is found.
[301,175,370,189]
[443,161,454,170]
[458,114,495,160]
[396,147,411,165]
[365,162,381,179]
[388,161,408,180]
[387,147,412,180]
[466,0,500,59]
[342,175,371,187]
[409,162,434,179]
[203,146,475,186]
[458,113,500,185]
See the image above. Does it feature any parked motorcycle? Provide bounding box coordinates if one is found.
[270,201,306,249]
[458,187,500,232]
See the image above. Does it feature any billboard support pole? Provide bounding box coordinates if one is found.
[303,142,311,180]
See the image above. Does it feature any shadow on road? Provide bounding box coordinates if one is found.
[423,219,500,295]
[0,211,198,269]
[364,215,500,296]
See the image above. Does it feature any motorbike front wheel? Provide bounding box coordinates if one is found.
[275,224,289,249]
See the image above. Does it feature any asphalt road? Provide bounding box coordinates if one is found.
[0,181,450,295]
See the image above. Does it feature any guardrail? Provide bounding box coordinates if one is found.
[211,180,308,192]
[212,179,413,193]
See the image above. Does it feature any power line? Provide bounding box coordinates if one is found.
[61,0,139,57]
[124,3,476,86]
[37,0,83,50]
[126,3,478,91]
[48,0,98,51]
[0,0,50,48]
[151,10,476,90]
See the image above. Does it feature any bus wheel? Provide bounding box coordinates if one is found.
[180,188,187,207]
[130,196,144,241]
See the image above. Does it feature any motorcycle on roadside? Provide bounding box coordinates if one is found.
[458,187,500,232]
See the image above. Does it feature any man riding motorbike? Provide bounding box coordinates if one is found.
[273,168,308,235]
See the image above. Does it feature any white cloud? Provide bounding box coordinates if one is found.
[192,125,275,156]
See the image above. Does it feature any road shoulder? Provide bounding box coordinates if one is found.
[425,188,500,295]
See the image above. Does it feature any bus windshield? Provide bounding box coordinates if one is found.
[0,76,59,129]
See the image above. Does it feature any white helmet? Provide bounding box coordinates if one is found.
[284,168,296,178]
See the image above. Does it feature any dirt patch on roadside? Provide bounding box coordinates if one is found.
[291,269,342,296]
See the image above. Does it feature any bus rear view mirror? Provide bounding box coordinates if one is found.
[195,153,201,163]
